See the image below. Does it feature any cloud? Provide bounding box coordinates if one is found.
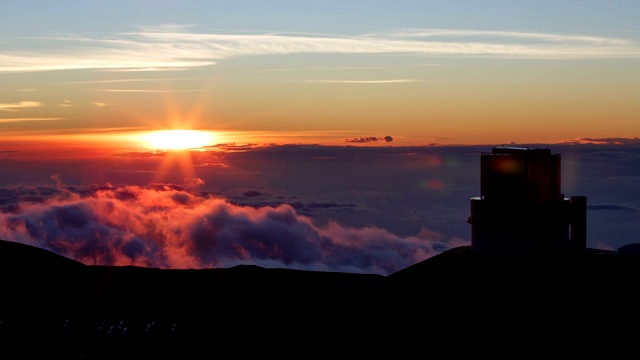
[0,184,463,275]
[55,77,215,85]
[193,162,229,168]
[184,177,205,187]
[410,63,443,67]
[58,100,74,108]
[1,27,639,73]
[102,67,190,72]
[137,24,199,33]
[562,137,640,146]
[0,101,42,112]
[305,79,418,84]
[204,143,258,152]
[0,117,64,123]
[345,136,393,143]
[382,28,632,46]
[259,66,387,72]
[242,190,264,198]
[98,89,204,93]
[588,203,638,212]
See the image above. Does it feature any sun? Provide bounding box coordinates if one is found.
[141,130,214,150]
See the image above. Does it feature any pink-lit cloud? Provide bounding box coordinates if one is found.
[0,184,465,275]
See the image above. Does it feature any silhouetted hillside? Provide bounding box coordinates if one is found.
[2,239,639,358]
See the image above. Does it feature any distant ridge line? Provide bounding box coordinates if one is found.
[2,238,640,356]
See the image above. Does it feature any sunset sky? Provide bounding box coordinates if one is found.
[2,0,639,148]
[1,1,639,274]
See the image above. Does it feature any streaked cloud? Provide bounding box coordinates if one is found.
[588,203,639,212]
[0,101,42,112]
[382,28,632,45]
[69,126,146,134]
[98,89,204,93]
[58,100,74,108]
[138,23,199,33]
[193,162,229,168]
[259,66,388,72]
[102,67,190,72]
[571,137,640,146]
[410,63,443,67]
[0,117,64,123]
[55,77,217,85]
[305,79,418,84]
[1,27,638,73]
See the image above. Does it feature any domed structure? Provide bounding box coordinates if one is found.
[467,146,587,255]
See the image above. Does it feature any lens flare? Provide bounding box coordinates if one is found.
[424,179,445,190]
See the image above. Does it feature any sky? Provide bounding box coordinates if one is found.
[1,1,639,274]
[2,0,640,146]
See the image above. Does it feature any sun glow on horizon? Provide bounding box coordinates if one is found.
[141,130,215,150]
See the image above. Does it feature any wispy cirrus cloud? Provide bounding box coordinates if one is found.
[305,79,418,84]
[1,27,638,73]
[259,66,388,72]
[0,117,64,123]
[54,77,217,85]
[0,101,42,112]
[380,28,632,45]
[58,100,74,108]
[98,89,204,93]
[103,67,191,72]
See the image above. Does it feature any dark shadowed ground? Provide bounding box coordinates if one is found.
[1,239,639,358]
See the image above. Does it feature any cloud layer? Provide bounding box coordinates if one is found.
[345,136,393,143]
[2,27,639,73]
[0,184,464,275]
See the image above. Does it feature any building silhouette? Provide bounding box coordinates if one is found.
[467,146,587,255]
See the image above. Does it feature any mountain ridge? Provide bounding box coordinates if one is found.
[2,238,639,357]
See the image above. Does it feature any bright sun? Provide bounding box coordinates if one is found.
[141,130,214,150]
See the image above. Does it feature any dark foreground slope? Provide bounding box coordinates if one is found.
[2,239,640,357]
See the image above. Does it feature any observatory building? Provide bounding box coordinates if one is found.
[467,146,587,255]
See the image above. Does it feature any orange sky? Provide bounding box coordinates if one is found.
[1,1,639,151]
